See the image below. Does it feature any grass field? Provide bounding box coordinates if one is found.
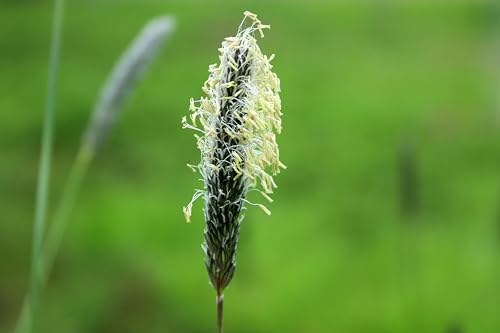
[1,1,500,332]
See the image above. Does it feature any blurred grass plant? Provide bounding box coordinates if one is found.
[16,13,175,333]
[182,11,284,333]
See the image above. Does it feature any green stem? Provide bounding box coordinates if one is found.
[42,147,94,280]
[216,293,224,333]
[26,0,64,332]
[15,147,92,333]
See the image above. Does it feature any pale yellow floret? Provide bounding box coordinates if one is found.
[224,127,239,140]
[221,81,236,89]
[208,164,220,172]
[260,190,274,203]
[228,58,239,71]
[183,206,192,223]
[232,164,243,180]
[232,151,243,163]
[258,204,271,216]
[243,11,258,20]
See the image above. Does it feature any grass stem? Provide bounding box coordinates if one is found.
[26,0,64,332]
[217,293,224,333]
[15,147,92,333]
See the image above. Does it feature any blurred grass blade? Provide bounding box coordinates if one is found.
[83,16,175,151]
[44,14,176,279]
[14,15,175,333]
[25,0,65,332]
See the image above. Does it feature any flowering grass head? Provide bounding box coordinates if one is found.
[182,11,285,323]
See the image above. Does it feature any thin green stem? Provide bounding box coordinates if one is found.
[216,293,224,333]
[42,147,94,280]
[15,147,93,333]
[26,0,64,332]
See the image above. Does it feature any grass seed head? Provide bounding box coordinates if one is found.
[183,11,284,294]
[83,16,175,152]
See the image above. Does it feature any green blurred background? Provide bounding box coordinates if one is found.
[1,0,500,332]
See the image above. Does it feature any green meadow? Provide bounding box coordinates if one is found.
[1,1,499,332]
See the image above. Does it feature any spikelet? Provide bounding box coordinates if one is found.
[182,11,284,296]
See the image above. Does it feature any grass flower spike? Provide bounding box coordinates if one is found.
[182,11,284,332]
[83,16,175,152]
